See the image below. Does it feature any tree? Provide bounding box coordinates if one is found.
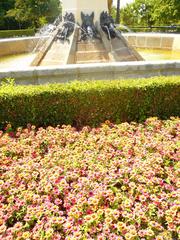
[121,0,180,27]
[7,0,60,29]
[116,0,120,24]
[0,0,19,30]
[121,4,138,26]
[130,0,154,27]
[152,0,180,25]
[108,0,113,13]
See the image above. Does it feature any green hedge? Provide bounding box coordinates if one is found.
[0,76,180,129]
[0,29,35,38]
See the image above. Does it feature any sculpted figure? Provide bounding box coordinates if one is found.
[56,12,75,42]
[100,11,120,40]
[80,12,99,41]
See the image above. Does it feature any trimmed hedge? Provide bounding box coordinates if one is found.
[0,76,180,129]
[0,29,35,38]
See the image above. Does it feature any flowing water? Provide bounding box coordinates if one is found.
[136,48,180,61]
[0,53,36,69]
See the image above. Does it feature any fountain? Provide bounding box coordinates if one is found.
[30,0,143,66]
[0,0,180,84]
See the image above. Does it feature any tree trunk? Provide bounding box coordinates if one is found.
[116,0,120,24]
[108,0,113,12]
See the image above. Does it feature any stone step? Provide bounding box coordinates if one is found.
[76,59,108,64]
[40,60,65,66]
[77,42,105,51]
[76,50,109,62]
[77,39,102,44]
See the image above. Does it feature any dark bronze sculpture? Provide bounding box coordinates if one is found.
[56,12,75,42]
[80,12,99,41]
[100,11,120,40]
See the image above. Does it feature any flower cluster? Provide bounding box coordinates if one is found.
[0,117,179,239]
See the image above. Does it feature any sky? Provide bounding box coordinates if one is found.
[113,0,134,8]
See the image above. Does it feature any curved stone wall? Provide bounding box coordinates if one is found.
[1,33,179,58]
[0,61,180,85]
[123,33,180,51]
[0,36,48,57]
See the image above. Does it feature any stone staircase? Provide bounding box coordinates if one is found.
[76,39,109,64]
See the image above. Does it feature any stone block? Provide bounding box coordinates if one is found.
[136,37,146,47]
[161,37,173,49]
[146,37,161,49]
[172,36,180,50]
[127,36,136,46]
[76,50,109,63]
[77,43,105,51]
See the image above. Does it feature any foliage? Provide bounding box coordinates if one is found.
[0,78,15,87]
[0,29,35,38]
[110,7,117,21]
[0,117,179,239]
[0,0,61,30]
[0,0,18,30]
[7,0,60,28]
[123,0,154,27]
[152,0,180,25]
[121,0,180,28]
[119,4,137,26]
[0,76,179,129]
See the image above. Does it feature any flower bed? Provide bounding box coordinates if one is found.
[0,118,179,240]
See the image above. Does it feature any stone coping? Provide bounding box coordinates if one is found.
[0,36,44,42]
[123,33,180,37]
[0,33,178,42]
[0,60,179,85]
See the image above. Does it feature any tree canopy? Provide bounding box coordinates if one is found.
[0,0,17,29]
[0,0,61,30]
[120,0,180,27]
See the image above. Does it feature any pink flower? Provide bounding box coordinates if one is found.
[0,117,179,238]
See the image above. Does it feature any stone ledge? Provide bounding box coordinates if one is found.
[0,61,179,85]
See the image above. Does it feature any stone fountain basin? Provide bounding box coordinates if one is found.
[0,33,180,85]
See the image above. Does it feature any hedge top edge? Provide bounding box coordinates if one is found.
[0,76,180,96]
